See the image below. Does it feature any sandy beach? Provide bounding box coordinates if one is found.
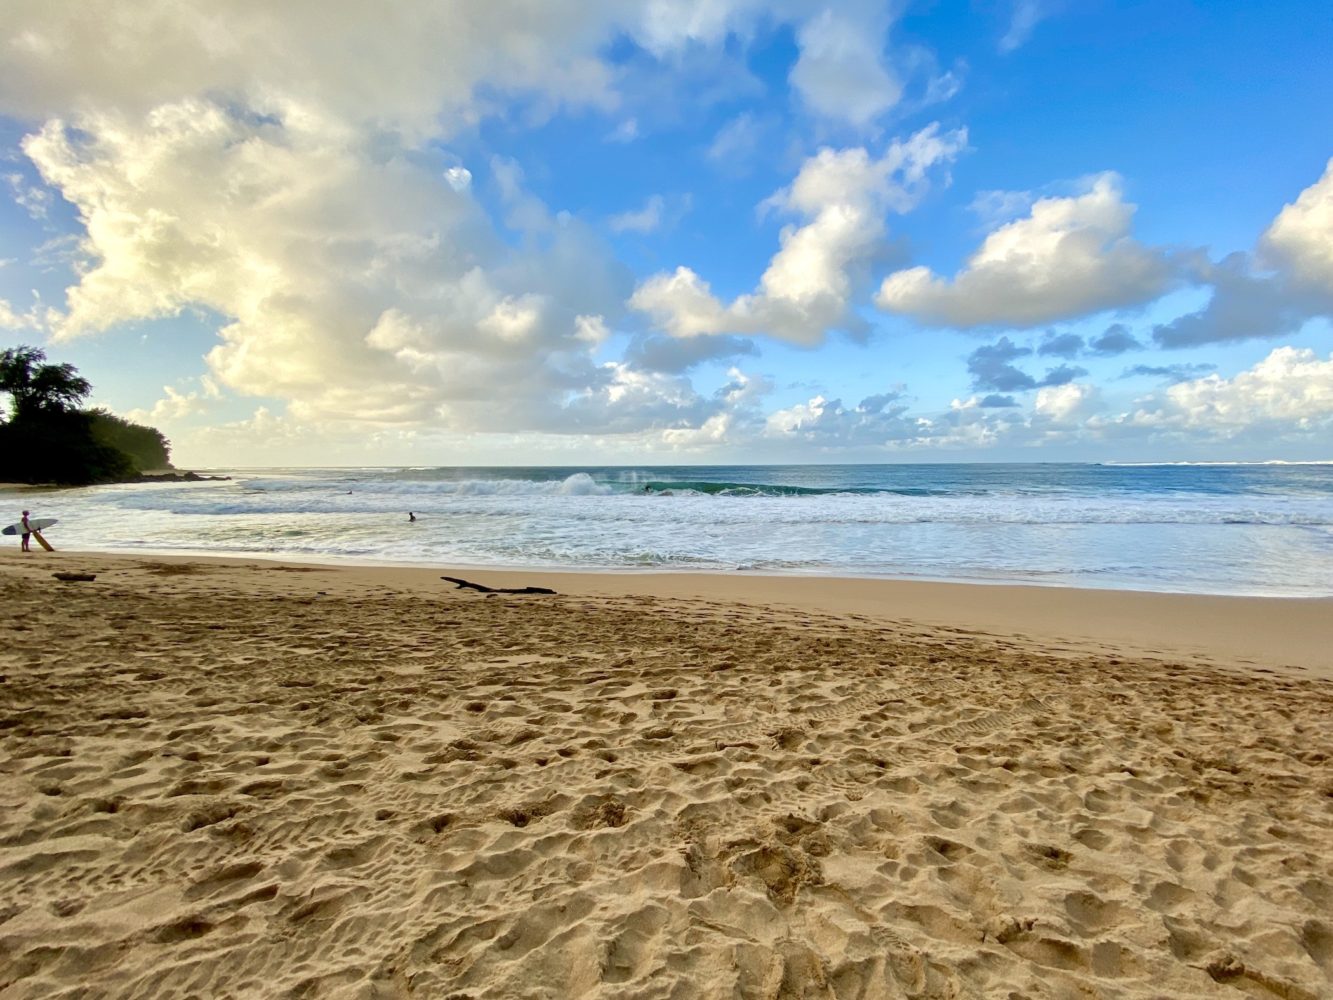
[1,550,1330,998]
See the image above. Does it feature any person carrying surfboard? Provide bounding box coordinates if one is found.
[4,512,56,550]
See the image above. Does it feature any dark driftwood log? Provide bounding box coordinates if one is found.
[441,576,556,595]
[52,572,97,582]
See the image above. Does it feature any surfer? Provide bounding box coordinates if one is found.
[19,510,31,552]
[408,512,417,522]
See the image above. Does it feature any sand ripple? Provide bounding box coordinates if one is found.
[1,557,1330,998]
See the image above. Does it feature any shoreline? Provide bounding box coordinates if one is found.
[5,548,1331,678]
[21,539,1333,600]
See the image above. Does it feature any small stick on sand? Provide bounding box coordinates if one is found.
[441,576,556,595]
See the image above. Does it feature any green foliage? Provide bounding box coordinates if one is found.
[0,344,173,485]
[0,410,135,485]
[88,408,172,472]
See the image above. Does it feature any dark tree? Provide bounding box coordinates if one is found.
[0,345,92,421]
[0,344,169,485]
[87,408,172,471]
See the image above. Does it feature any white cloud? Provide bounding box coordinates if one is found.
[789,6,901,128]
[877,172,1177,328]
[764,391,920,447]
[22,101,714,434]
[753,349,1333,456]
[632,123,968,345]
[0,1,977,451]
[0,296,45,331]
[0,2,630,139]
[610,195,665,234]
[1260,157,1333,294]
[1034,381,1100,423]
[0,2,927,139]
[1128,347,1333,433]
[125,383,213,426]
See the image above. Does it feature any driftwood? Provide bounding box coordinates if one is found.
[52,572,97,582]
[441,576,556,595]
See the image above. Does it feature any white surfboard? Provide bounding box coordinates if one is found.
[2,517,57,536]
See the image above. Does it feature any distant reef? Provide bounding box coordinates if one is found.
[124,471,231,483]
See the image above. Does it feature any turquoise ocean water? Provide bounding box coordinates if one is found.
[8,463,1333,597]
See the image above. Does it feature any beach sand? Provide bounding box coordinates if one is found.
[1,551,1330,998]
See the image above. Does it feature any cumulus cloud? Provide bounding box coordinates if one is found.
[1149,160,1333,348]
[877,173,1178,328]
[0,297,44,331]
[632,123,968,345]
[22,101,690,432]
[660,367,773,450]
[1260,157,1333,293]
[757,349,1333,456]
[1125,347,1333,435]
[125,378,222,426]
[1,0,954,443]
[764,390,919,447]
[1034,381,1100,424]
[0,1,634,137]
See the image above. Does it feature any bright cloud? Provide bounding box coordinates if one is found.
[1,0,963,441]
[876,173,1177,328]
[1260,157,1333,293]
[632,124,968,345]
[1129,347,1333,433]
[22,100,672,432]
[764,391,919,447]
[1034,381,1099,423]
[0,297,42,330]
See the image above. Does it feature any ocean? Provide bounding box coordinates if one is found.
[8,463,1333,597]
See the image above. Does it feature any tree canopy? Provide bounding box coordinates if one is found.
[0,345,92,421]
[0,345,172,485]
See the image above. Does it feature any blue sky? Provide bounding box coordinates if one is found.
[1,1,1330,466]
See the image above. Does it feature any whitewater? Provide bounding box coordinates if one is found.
[8,463,1333,597]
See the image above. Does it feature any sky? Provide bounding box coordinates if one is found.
[0,0,1330,467]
